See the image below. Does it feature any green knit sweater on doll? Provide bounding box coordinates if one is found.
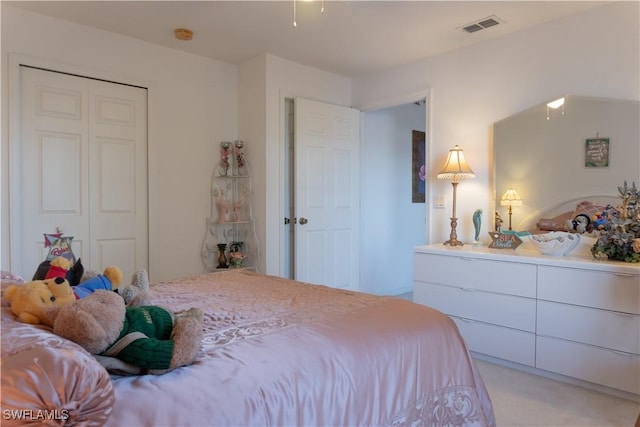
[102,305,175,370]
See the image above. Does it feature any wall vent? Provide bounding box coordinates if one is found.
[460,15,503,34]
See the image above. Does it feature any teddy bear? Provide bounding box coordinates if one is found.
[45,289,204,375]
[73,265,123,298]
[33,256,85,286]
[3,278,68,326]
[116,269,153,306]
[41,256,124,299]
[591,211,608,230]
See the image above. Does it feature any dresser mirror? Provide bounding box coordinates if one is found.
[492,95,639,231]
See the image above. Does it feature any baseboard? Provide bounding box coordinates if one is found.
[471,351,640,403]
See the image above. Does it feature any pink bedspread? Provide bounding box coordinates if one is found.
[106,270,495,426]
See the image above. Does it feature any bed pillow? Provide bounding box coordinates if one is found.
[1,272,24,307]
[1,307,115,425]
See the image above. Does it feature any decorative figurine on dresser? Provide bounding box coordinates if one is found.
[201,141,259,273]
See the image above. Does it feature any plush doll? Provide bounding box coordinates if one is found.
[45,290,204,375]
[566,214,590,233]
[592,212,608,230]
[44,256,71,280]
[3,278,73,326]
[33,257,85,286]
[116,269,152,306]
[73,265,123,299]
[42,257,124,299]
[43,276,77,307]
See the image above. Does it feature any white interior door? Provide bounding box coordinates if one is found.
[13,66,148,279]
[294,98,360,291]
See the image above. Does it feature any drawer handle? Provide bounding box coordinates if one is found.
[613,273,638,278]
[460,287,475,292]
[460,257,476,262]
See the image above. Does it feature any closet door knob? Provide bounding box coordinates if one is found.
[299,217,308,225]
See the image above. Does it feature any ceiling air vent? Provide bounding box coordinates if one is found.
[460,15,503,34]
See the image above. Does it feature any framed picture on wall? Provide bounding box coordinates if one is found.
[412,130,426,203]
[585,137,610,168]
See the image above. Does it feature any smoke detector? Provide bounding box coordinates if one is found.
[174,28,193,41]
[460,16,503,34]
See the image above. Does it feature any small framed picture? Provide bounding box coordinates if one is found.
[412,130,426,203]
[585,137,609,168]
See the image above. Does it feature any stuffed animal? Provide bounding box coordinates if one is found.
[566,214,590,233]
[43,276,77,307]
[592,212,608,230]
[4,278,69,326]
[45,290,204,375]
[73,265,123,299]
[116,269,152,306]
[42,257,124,299]
[33,257,84,286]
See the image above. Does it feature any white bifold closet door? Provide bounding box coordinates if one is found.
[13,65,148,280]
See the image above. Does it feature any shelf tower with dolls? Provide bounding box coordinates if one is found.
[201,141,259,272]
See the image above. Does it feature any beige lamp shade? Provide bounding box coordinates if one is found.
[500,189,523,206]
[437,145,475,182]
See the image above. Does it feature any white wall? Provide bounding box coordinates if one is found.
[352,1,640,245]
[1,5,237,281]
[3,2,637,284]
[361,102,426,295]
[238,54,352,275]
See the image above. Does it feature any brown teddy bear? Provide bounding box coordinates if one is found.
[45,290,204,375]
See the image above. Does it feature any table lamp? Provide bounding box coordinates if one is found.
[500,189,523,231]
[437,145,475,246]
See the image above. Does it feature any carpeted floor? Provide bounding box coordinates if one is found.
[474,359,640,427]
[394,292,639,426]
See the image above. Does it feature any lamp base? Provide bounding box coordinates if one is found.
[443,216,464,246]
[443,238,464,246]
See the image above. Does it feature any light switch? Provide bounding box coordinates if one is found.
[433,196,445,209]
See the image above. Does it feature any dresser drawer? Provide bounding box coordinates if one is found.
[537,301,640,355]
[413,253,536,297]
[537,336,640,395]
[452,316,535,366]
[538,266,640,314]
[414,282,536,332]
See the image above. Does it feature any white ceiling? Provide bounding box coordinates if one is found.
[8,1,610,77]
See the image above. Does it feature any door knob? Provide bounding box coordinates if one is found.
[299,217,308,225]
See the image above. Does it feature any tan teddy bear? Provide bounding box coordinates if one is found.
[4,279,60,326]
[46,290,204,375]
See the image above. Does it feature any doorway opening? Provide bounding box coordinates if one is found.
[282,94,428,296]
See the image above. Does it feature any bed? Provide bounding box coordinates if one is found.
[1,270,496,426]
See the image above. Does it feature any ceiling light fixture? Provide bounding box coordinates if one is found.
[174,28,193,41]
[293,0,324,28]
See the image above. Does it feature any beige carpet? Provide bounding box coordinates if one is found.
[474,359,640,427]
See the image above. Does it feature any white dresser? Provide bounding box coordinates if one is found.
[413,243,640,396]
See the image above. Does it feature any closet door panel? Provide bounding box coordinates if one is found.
[89,79,148,276]
[14,66,147,279]
[18,66,90,274]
